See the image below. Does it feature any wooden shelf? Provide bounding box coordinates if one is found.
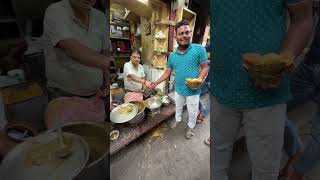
[123,10,140,22]
[110,36,130,40]
[110,21,130,27]
[113,56,130,58]
[181,8,196,19]
[112,51,131,53]
[0,17,16,23]
[155,37,166,40]
[153,51,171,56]
[110,0,153,18]
[154,20,175,26]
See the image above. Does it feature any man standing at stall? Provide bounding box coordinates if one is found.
[42,0,111,100]
[151,20,208,139]
[209,1,313,180]
[123,49,152,92]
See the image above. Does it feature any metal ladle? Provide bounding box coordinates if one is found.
[55,123,72,158]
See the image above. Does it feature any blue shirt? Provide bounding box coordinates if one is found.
[167,43,208,96]
[209,0,304,108]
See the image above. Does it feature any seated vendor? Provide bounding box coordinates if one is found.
[123,49,152,92]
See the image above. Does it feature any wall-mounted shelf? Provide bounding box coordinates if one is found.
[110,36,130,40]
[153,51,171,56]
[112,50,131,53]
[0,17,16,23]
[113,56,130,58]
[110,21,130,27]
[154,20,175,26]
[123,10,140,22]
[155,37,166,40]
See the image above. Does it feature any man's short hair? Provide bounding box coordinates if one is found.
[131,48,141,57]
[175,20,189,32]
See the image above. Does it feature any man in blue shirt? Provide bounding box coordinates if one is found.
[210,0,313,180]
[152,20,208,139]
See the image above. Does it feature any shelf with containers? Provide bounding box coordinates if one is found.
[110,20,132,73]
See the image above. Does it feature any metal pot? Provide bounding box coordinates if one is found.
[47,122,109,180]
[127,101,145,125]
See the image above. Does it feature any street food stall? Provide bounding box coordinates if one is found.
[109,91,175,155]
[108,0,205,155]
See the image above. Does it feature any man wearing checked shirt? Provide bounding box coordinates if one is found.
[210,0,313,180]
[151,20,209,139]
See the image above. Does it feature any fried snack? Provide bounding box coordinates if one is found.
[242,52,295,89]
[242,53,263,66]
[186,78,203,90]
[118,104,134,114]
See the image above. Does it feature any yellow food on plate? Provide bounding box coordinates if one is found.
[118,104,134,114]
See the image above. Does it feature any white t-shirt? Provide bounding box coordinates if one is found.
[42,0,109,96]
[123,61,145,92]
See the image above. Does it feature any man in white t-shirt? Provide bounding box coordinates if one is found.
[123,49,152,92]
[42,0,111,99]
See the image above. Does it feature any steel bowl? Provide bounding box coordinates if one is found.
[145,97,162,115]
[127,101,145,125]
[145,97,162,110]
[161,95,171,106]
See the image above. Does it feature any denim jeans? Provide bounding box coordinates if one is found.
[199,74,211,117]
[199,99,210,117]
[284,61,320,174]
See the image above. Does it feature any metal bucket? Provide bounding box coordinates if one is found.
[47,122,109,180]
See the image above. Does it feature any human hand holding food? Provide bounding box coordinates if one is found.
[242,52,295,90]
[185,78,203,90]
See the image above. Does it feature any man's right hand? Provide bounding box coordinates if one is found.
[145,81,152,89]
[150,82,158,89]
[242,52,295,90]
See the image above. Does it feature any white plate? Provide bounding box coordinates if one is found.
[0,132,89,180]
[110,103,138,123]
